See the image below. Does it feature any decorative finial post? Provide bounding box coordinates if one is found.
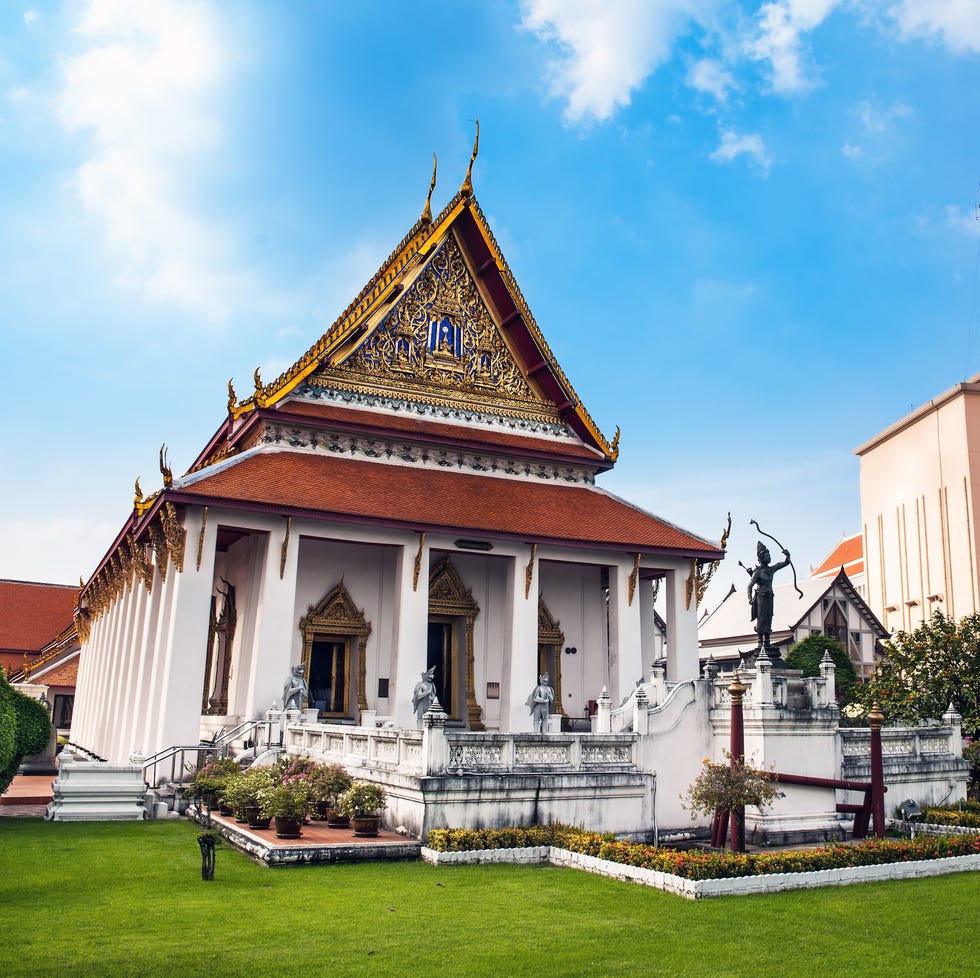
[728,673,747,851]
[868,700,886,838]
[134,477,144,509]
[159,446,173,489]
[460,117,480,197]
[421,153,437,223]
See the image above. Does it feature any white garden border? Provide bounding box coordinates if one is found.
[420,844,980,899]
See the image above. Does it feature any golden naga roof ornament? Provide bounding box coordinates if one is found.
[227,378,237,414]
[421,153,438,224]
[610,426,621,459]
[460,117,480,197]
[159,445,173,489]
[253,367,268,408]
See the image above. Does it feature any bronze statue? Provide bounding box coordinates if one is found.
[746,541,791,651]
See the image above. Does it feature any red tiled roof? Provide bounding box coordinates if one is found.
[175,451,721,556]
[812,533,864,579]
[28,658,79,689]
[0,581,77,653]
[273,400,605,462]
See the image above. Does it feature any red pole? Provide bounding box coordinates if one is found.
[869,701,886,838]
[728,674,747,852]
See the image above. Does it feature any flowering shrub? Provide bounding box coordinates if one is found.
[681,753,783,818]
[921,807,980,828]
[426,825,980,880]
[189,757,241,804]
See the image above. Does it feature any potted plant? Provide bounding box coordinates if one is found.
[257,780,311,839]
[189,757,240,813]
[222,767,276,828]
[337,780,387,837]
[308,763,353,824]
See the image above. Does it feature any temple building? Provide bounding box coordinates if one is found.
[70,156,723,764]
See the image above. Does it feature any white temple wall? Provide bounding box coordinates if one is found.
[292,536,398,716]
[537,561,605,720]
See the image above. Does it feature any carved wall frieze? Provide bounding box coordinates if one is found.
[161,503,187,574]
[297,382,572,438]
[254,421,596,486]
[627,553,640,606]
[413,531,426,591]
[148,521,169,582]
[280,516,292,579]
[196,506,208,571]
[525,544,537,600]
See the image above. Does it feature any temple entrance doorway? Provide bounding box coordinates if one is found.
[426,617,456,719]
[309,638,349,717]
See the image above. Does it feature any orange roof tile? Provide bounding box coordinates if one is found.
[0,581,77,653]
[812,533,864,578]
[27,659,79,689]
[274,400,605,461]
[175,452,721,556]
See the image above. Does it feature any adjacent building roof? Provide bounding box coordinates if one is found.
[0,580,77,654]
[811,532,864,580]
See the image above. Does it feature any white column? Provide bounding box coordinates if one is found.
[608,558,643,705]
[139,562,178,757]
[117,580,148,758]
[639,578,657,680]
[126,576,161,757]
[502,551,538,732]
[244,524,301,720]
[154,508,218,752]
[665,563,700,681]
[391,536,430,728]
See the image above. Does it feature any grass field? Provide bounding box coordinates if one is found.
[2,818,978,978]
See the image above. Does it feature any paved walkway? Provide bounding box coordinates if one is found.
[0,775,53,818]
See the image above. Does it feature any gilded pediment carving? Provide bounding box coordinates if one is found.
[320,235,554,416]
[428,556,479,615]
[301,580,372,636]
[538,596,564,646]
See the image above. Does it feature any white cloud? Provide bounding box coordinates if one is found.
[890,0,980,54]
[858,98,912,133]
[519,0,717,124]
[0,517,119,583]
[945,204,980,237]
[687,57,736,101]
[56,1,242,320]
[744,0,842,94]
[23,10,40,25]
[842,142,864,159]
[710,127,774,175]
[8,86,29,101]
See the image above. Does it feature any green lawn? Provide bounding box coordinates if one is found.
[1,819,977,978]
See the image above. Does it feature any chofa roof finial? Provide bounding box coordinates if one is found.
[460,117,480,197]
[421,153,437,224]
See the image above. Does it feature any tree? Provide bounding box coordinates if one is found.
[0,667,53,796]
[857,611,980,734]
[786,634,858,707]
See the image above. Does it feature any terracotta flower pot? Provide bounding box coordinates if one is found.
[245,805,272,830]
[274,815,303,839]
[350,814,381,837]
[326,809,350,829]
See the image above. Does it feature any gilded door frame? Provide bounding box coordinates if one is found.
[299,580,372,716]
[538,596,566,718]
[428,556,483,730]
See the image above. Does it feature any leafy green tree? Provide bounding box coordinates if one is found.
[857,611,980,734]
[786,634,859,706]
[0,666,54,795]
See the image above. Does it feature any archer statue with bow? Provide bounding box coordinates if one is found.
[743,519,801,656]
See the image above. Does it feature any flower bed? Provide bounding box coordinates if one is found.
[922,806,980,829]
[424,825,980,881]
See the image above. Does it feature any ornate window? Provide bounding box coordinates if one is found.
[299,581,372,719]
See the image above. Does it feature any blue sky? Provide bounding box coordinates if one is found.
[2,1,979,613]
